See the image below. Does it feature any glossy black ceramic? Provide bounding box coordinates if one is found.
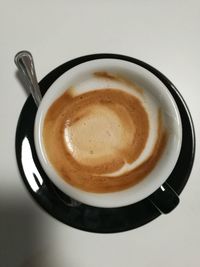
[16,54,195,233]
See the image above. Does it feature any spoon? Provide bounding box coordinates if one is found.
[14,51,42,106]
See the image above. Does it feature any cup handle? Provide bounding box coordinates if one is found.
[148,182,180,214]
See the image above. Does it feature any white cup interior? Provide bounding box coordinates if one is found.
[34,58,182,208]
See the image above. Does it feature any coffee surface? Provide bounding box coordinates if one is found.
[43,73,167,193]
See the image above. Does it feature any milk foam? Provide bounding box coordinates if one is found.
[63,73,161,176]
[64,104,134,165]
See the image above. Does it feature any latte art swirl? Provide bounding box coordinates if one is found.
[43,73,167,193]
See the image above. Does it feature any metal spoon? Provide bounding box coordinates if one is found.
[14,51,42,106]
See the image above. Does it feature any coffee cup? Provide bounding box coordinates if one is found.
[34,56,182,210]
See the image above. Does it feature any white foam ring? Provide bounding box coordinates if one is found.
[65,73,161,177]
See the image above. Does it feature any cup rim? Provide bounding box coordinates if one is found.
[34,55,182,208]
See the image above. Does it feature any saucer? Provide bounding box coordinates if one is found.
[16,54,195,233]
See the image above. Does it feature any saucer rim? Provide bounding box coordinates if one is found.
[15,53,195,233]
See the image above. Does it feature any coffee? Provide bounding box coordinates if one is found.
[43,72,167,193]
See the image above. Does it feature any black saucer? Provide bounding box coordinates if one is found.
[16,54,195,233]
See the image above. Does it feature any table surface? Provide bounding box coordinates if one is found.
[1,1,200,266]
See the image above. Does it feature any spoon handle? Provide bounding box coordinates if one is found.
[15,51,42,106]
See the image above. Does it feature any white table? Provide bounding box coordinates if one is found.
[0,1,199,266]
